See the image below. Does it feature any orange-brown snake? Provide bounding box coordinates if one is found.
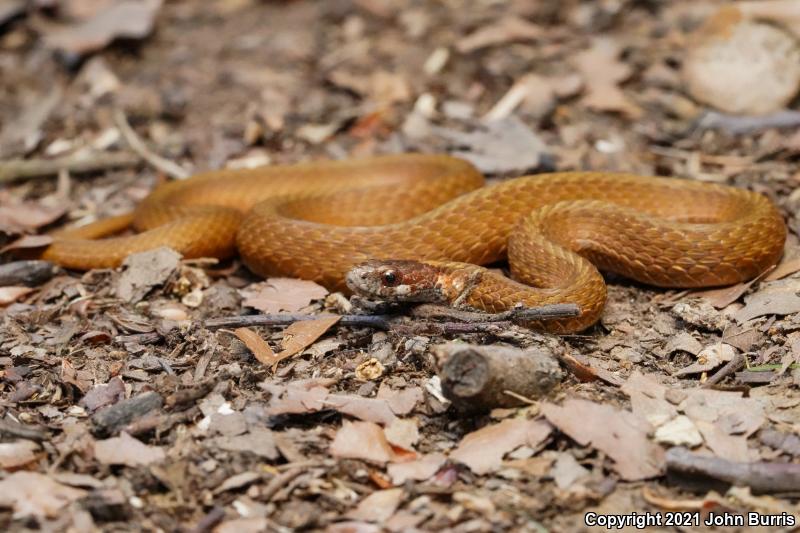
[40,154,786,333]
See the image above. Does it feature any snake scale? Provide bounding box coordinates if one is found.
[40,154,786,333]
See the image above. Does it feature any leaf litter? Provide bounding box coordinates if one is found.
[3,0,800,530]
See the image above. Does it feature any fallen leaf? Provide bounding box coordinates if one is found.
[346,488,404,523]
[734,280,800,322]
[542,399,664,480]
[383,418,419,450]
[213,518,269,533]
[376,385,423,416]
[325,395,397,425]
[654,415,704,447]
[574,38,642,117]
[456,15,544,53]
[79,376,125,412]
[115,247,181,303]
[210,428,279,460]
[234,327,277,366]
[326,522,381,533]
[621,371,680,428]
[673,343,737,377]
[0,201,67,234]
[664,332,703,356]
[273,315,341,363]
[0,89,61,158]
[450,418,551,475]
[387,452,447,484]
[0,286,34,305]
[264,380,331,416]
[0,440,40,470]
[432,116,550,173]
[0,235,53,254]
[693,278,759,309]
[45,0,163,56]
[551,452,590,490]
[94,431,166,466]
[330,420,395,464]
[0,472,87,519]
[241,277,328,313]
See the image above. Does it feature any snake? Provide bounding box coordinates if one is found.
[39,153,786,333]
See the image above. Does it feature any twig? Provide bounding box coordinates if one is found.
[0,260,61,287]
[0,152,141,183]
[411,303,581,323]
[114,332,163,345]
[113,108,191,179]
[262,467,307,502]
[698,109,800,134]
[702,352,746,387]
[204,313,395,330]
[186,506,225,533]
[666,446,800,494]
[0,417,49,441]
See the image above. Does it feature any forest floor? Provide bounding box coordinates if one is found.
[1,1,800,532]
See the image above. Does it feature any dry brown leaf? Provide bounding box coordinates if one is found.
[330,420,395,464]
[0,472,87,519]
[693,278,759,309]
[241,277,328,313]
[734,280,800,322]
[765,256,800,281]
[0,440,40,470]
[346,488,404,523]
[456,15,544,53]
[384,418,419,450]
[94,432,166,466]
[273,315,341,363]
[234,327,278,366]
[387,452,447,484]
[673,343,737,377]
[79,376,125,412]
[265,381,331,415]
[621,371,680,428]
[574,38,642,118]
[376,385,423,416]
[542,399,664,480]
[0,234,54,254]
[45,0,163,56]
[115,247,181,303]
[0,286,34,306]
[0,89,61,158]
[432,116,549,174]
[450,418,552,475]
[325,395,397,425]
[0,201,67,234]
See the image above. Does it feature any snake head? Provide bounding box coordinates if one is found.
[346,260,446,303]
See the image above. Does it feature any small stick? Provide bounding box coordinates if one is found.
[436,343,563,411]
[113,109,191,180]
[666,446,800,494]
[0,152,141,183]
[702,351,746,388]
[204,313,395,330]
[0,260,61,287]
[411,303,581,323]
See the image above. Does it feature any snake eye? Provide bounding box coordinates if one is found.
[382,271,397,286]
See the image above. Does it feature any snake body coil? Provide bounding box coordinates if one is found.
[41,154,786,333]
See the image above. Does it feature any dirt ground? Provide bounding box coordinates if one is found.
[1,0,800,532]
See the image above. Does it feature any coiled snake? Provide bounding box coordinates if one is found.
[40,154,786,333]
